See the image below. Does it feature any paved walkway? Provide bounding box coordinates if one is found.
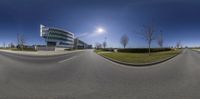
[0,49,86,56]
[193,49,200,51]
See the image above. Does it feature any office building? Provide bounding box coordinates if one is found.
[74,38,92,49]
[40,25,74,48]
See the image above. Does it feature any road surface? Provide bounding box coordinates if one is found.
[0,49,199,99]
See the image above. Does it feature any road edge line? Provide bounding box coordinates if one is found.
[58,56,77,63]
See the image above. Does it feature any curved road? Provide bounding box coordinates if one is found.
[0,49,200,99]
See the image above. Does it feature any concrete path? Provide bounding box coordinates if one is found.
[0,49,85,56]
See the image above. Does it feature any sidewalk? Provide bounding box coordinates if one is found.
[192,49,200,52]
[0,49,85,56]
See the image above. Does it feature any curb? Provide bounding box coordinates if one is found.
[191,49,200,53]
[97,51,182,67]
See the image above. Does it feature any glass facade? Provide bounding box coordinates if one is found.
[40,25,74,48]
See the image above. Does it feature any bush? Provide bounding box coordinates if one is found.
[98,48,114,52]
[64,48,74,51]
[23,48,37,51]
[117,48,172,53]
[11,48,36,51]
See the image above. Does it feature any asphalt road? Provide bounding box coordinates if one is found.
[0,49,200,99]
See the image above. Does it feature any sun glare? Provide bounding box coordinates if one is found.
[95,27,105,35]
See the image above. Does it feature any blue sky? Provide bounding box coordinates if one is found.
[0,0,200,48]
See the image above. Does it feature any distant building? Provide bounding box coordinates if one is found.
[74,38,92,49]
[40,25,74,48]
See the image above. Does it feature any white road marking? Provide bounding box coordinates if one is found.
[58,56,77,63]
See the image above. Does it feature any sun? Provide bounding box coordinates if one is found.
[96,28,105,34]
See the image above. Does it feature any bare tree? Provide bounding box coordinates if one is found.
[120,34,129,48]
[103,41,107,49]
[17,33,26,50]
[141,24,155,55]
[176,41,181,48]
[9,42,15,48]
[157,31,164,48]
[95,42,102,49]
[3,42,6,48]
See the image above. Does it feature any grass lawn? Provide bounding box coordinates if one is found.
[97,49,181,64]
[94,50,104,53]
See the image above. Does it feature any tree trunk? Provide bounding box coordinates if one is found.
[21,45,23,51]
[148,42,151,56]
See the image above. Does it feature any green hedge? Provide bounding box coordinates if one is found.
[117,48,172,53]
[98,48,114,52]
[11,48,36,51]
[64,48,75,51]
